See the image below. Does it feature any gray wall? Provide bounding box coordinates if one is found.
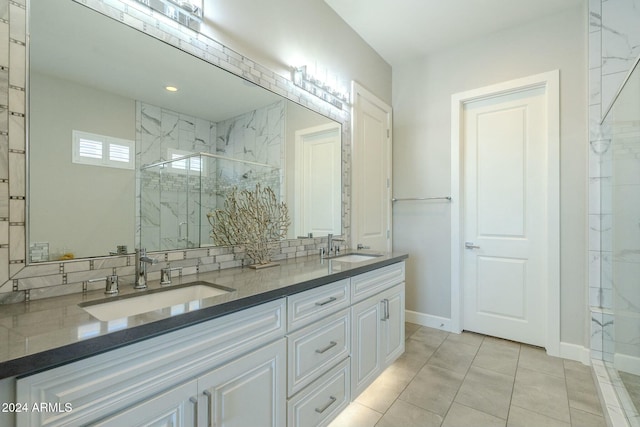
[201,0,392,105]
[30,71,136,259]
[392,5,589,347]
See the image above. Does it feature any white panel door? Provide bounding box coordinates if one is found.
[352,82,392,251]
[462,86,547,347]
[295,123,342,237]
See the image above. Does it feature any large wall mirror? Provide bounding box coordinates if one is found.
[28,0,343,262]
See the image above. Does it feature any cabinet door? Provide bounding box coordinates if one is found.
[199,339,286,427]
[90,380,198,427]
[381,282,405,367]
[350,295,383,399]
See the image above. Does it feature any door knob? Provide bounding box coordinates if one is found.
[465,242,480,249]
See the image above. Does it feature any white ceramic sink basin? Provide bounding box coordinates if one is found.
[80,282,233,322]
[332,254,380,263]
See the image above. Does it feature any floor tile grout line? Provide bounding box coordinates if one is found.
[503,341,522,425]
[369,325,448,426]
[395,326,449,425]
[511,350,575,426]
[439,333,484,426]
[563,361,575,426]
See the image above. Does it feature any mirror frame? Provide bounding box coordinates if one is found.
[0,0,350,301]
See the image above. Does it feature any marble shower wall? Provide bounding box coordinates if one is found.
[589,0,640,363]
[215,101,284,207]
[137,102,218,251]
[137,101,285,252]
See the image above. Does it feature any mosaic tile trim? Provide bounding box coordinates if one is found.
[0,0,352,303]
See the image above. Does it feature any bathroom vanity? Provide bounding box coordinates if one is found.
[0,253,407,427]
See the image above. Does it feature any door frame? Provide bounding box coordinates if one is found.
[294,122,342,237]
[351,81,393,251]
[450,70,560,356]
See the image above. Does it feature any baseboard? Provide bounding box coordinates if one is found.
[614,353,640,376]
[405,310,453,333]
[406,311,592,364]
[559,341,591,364]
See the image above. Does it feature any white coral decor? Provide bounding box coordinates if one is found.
[207,184,290,267]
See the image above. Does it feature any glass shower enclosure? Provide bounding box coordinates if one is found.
[139,153,281,251]
[601,56,640,423]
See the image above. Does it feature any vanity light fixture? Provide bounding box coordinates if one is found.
[129,0,202,32]
[165,85,179,92]
[292,66,350,110]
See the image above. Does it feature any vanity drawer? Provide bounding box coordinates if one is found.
[287,308,350,396]
[287,278,350,331]
[287,357,350,427]
[351,262,405,303]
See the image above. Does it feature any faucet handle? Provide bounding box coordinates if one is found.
[160,267,182,286]
[88,275,119,295]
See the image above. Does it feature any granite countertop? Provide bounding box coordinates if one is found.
[0,252,407,380]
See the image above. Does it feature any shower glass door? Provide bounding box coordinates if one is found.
[602,57,640,421]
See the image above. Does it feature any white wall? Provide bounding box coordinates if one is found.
[393,5,588,346]
[201,0,392,105]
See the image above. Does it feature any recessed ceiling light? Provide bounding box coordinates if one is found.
[165,86,178,92]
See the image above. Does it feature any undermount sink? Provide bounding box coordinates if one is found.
[331,254,381,263]
[79,281,234,322]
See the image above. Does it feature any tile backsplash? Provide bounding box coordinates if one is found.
[0,0,351,304]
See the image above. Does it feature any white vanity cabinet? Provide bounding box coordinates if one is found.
[16,299,286,427]
[351,264,405,398]
[13,259,406,427]
[284,261,406,426]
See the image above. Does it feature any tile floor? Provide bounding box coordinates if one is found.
[620,371,640,415]
[329,323,606,427]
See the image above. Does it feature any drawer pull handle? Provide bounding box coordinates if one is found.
[315,296,337,306]
[315,341,337,354]
[315,396,337,414]
[203,390,213,427]
[189,396,198,426]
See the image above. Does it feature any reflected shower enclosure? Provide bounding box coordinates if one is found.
[601,56,640,418]
[139,153,281,251]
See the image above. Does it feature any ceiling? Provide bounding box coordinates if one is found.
[32,0,281,123]
[323,0,585,67]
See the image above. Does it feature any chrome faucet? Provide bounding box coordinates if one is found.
[160,266,182,286]
[325,234,346,257]
[135,248,157,290]
[88,274,119,295]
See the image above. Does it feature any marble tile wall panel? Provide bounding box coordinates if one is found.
[216,101,284,168]
[137,101,220,251]
[602,0,640,112]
